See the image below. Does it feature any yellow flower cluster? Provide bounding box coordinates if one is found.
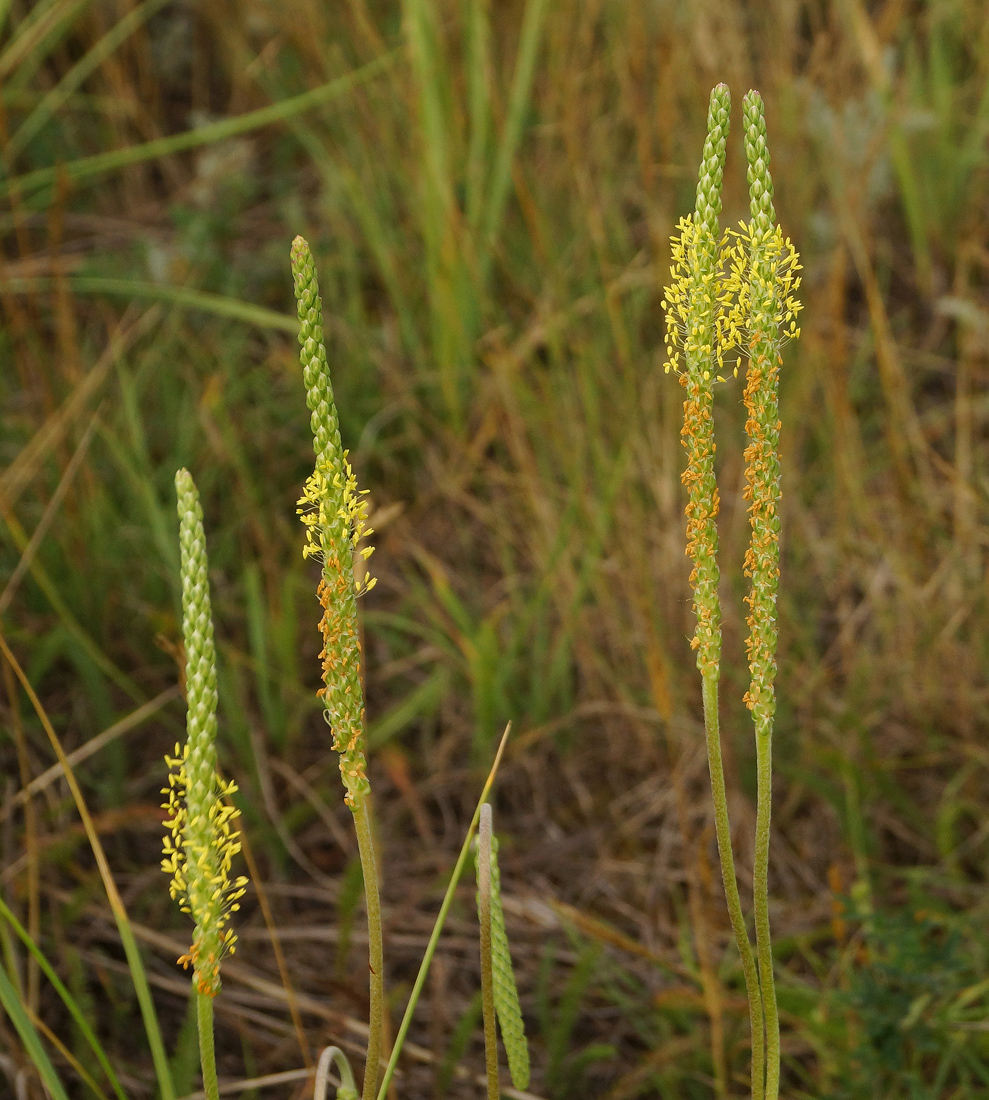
[724,221,803,350]
[662,216,801,384]
[161,742,248,995]
[661,215,741,382]
[297,454,376,597]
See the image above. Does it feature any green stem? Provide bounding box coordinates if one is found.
[314,1046,359,1100]
[352,796,384,1100]
[701,672,765,1100]
[477,805,500,1100]
[753,716,779,1100]
[196,991,219,1100]
[375,724,511,1100]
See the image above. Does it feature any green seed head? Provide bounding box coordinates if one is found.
[291,236,373,806]
[162,469,248,998]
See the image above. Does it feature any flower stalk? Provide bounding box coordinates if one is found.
[662,82,767,1100]
[291,235,383,1100]
[738,89,802,1100]
[163,468,249,1100]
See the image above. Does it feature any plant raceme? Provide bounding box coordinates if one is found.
[662,84,801,1100]
[162,468,249,1100]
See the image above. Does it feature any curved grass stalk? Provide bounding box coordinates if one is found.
[0,52,399,203]
[314,1046,358,1100]
[0,897,128,1100]
[0,963,70,1100]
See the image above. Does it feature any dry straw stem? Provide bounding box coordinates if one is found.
[477,804,500,1100]
[663,82,766,1100]
[291,235,383,1100]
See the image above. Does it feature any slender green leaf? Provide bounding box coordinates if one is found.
[4,0,173,164]
[478,0,548,284]
[0,897,129,1100]
[0,50,399,200]
[0,962,71,1100]
[0,276,297,331]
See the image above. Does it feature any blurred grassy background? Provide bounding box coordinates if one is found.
[1,0,989,1096]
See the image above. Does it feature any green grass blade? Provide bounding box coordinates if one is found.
[3,0,172,164]
[1,511,146,703]
[402,0,454,216]
[0,634,175,1100]
[276,108,426,364]
[0,962,71,1100]
[401,0,475,422]
[0,0,90,87]
[367,665,449,750]
[477,0,548,285]
[0,276,298,332]
[0,897,129,1100]
[0,49,399,200]
[464,0,492,232]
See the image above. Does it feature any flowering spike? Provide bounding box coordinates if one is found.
[291,236,372,807]
[661,83,731,676]
[162,469,248,998]
[733,96,804,731]
[291,237,386,1100]
[737,90,802,1100]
